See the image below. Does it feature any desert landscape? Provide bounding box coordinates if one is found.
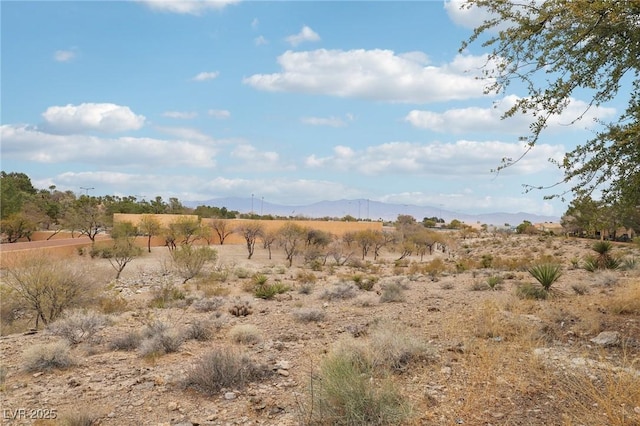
[1,230,639,426]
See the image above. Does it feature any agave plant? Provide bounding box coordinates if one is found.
[528,263,562,291]
[588,241,620,270]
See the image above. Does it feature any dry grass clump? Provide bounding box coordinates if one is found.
[109,331,142,351]
[56,412,98,426]
[368,322,436,371]
[229,324,262,345]
[302,340,412,425]
[47,310,109,345]
[605,281,640,314]
[185,319,214,341]
[148,280,186,308]
[138,321,184,358]
[23,341,75,372]
[555,357,640,426]
[319,282,358,301]
[379,282,405,303]
[192,296,226,312]
[292,307,326,323]
[183,347,271,395]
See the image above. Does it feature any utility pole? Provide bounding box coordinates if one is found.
[80,186,94,196]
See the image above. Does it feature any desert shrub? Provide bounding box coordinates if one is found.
[56,412,97,426]
[298,282,315,295]
[292,307,326,323]
[571,283,590,295]
[139,322,183,358]
[185,319,213,341]
[183,347,270,395]
[305,350,411,425]
[148,280,186,309]
[352,274,378,291]
[98,292,128,314]
[369,322,436,371]
[4,252,98,328]
[423,258,447,279]
[319,282,358,301]
[192,296,225,312]
[380,282,405,303]
[470,281,489,291]
[254,281,290,299]
[593,271,619,287]
[109,331,141,351]
[486,275,504,290]
[620,256,637,271]
[235,267,252,279]
[23,341,75,372]
[480,254,493,268]
[229,324,262,345]
[606,282,640,314]
[47,310,108,345]
[528,263,562,291]
[515,282,549,300]
[297,271,318,284]
[171,245,218,284]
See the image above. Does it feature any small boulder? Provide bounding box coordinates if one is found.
[590,331,620,347]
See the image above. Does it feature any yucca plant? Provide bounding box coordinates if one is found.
[528,263,562,291]
[584,241,621,271]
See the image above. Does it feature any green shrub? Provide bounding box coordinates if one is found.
[353,275,378,291]
[305,351,411,425]
[486,275,504,290]
[254,281,290,299]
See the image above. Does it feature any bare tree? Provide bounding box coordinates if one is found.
[138,214,162,253]
[278,222,306,267]
[210,219,234,245]
[235,221,264,259]
[4,253,97,328]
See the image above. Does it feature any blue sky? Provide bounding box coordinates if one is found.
[1,1,619,216]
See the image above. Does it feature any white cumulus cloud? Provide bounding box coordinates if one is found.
[305,140,564,177]
[244,49,492,103]
[163,111,198,119]
[285,25,321,46]
[301,116,349,127]
[405,95,616,134]
[40,103,145,134]
[139,0,240,15]
[1,124,217,168]
[208,109,231,119]
[54,49,76,62]
[192,71,220,81]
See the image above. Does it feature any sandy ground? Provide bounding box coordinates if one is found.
[1,235,639,425]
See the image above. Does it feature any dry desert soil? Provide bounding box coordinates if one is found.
[1,234,639,426]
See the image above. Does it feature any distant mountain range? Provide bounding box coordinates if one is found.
[185,197,560,226]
